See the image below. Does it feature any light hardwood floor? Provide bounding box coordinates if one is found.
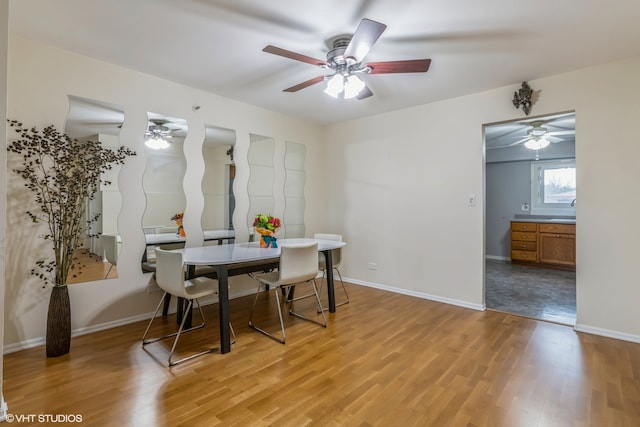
[4,283,640,426]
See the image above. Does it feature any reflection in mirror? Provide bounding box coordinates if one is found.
[202,125,236,245]
[141,113,188,273]
[65,95,124,283]
[247,134,275,238]
[284,141,306,238]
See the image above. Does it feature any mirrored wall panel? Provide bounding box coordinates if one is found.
[284,141,306,238]
[65,95,124,283]
[247,134,275,234]
[202,124,236,242]
[141,113,188,272]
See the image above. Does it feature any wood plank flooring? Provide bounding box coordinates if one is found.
[4,283,640,426]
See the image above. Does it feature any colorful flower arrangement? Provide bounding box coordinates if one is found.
[252,214,281,247]
[171,211,185,237]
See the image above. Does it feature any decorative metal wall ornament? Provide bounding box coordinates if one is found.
[512,81,534,115]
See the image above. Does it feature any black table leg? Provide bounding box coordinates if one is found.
[216,265,231,354]
[178,265,196,328]
[323,249,336,313]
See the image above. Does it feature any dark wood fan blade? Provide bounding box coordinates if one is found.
[263,45,326,67]
[367,59,431,74]
[283,76,325,92]
[343,18,387,62]
[357,85,373,100]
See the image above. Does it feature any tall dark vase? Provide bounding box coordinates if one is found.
[46,285,71,357]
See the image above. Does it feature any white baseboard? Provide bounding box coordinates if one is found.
[485,255,510,261]
[2,289,259,355]
[344,277,486,311]
[574,323,640,344]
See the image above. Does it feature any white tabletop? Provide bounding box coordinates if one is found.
[144,229,235,246]
[179,238,345,266]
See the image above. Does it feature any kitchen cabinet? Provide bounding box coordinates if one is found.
[538,223,576,267]
[510,222,537,262]
[510,221,575,270]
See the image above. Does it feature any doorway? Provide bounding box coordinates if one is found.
[483,112,576,325]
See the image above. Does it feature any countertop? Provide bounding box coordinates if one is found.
[512,217,576,224]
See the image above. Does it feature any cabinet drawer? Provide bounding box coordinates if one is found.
[538,223,575,234]
[511,240,537,251]
[511,222,537,232]
[511,231,537,242]
[511,250,537,262]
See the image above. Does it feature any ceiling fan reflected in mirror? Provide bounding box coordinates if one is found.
[144,119,174,149]
[263,18,432,100]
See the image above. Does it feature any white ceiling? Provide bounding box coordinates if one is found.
[9,0,640,125]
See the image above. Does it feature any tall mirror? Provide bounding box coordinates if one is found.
[202,125,236,245]
[284,141,306,238]
[65,95,124,283]
[141,113,188,272]
[247,134,275,238]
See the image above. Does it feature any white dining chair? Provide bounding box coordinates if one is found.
[142,248,234,366]
[102,234,119,279]
[248,242,326,344]
[314,233,349,310]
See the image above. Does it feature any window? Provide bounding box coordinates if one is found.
[530,159,576,215]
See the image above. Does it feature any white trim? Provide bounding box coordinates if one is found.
[2,289,258,355]
[485,255,510,261]
[344,277,486,311]
[574,323,640,344]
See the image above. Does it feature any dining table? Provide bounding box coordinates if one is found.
[178,238,346,354]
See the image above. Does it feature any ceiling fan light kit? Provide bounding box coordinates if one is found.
[263,18,431,100]
[523,137,550,150]
[144,119,173,149]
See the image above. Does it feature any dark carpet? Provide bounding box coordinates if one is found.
[485,259,576,325]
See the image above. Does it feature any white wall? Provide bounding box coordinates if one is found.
[4,37,324,350]
[0,0,8,419]
[5,36,640,352]
[326,56,640,341]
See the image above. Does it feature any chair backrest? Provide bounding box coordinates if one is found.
[278,242,319,285]
[155,248,187,298]
[314,233,342,267]
[103,234,119,266]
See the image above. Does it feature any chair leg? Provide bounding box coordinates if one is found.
[104,263,114,280]
[289,279,327,327]
[142,295,206,347]
[248,282,286,344]
[317,267,349,312]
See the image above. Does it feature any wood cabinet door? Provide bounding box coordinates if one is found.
[539,233,576,266]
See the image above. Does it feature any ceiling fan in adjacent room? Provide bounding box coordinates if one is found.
[511,120,575,150]
[486,113,576,151]
[263,18,432,100]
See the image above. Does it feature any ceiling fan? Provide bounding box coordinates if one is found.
[510,120,575,150]
[144,119,176,149]
[263,18,432,100]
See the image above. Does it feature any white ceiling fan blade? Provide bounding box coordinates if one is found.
[548,130,575,136]
[487,138,528,149]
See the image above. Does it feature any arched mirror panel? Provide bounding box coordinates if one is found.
[247,134,275,236]
[202,125,236,245]
[141,113,188,272]
[284,141,306,238]
[65,95,124,282]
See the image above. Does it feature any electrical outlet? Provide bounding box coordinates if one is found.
[467,194,476,206]
[367,262,377,270]
[521,202,529,212]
